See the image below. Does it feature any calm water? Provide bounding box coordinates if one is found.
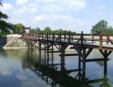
[0,48,113,87]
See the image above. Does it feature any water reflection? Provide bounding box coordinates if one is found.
[22,48,110,87]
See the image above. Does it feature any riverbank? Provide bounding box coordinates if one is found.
[0,34,27,49]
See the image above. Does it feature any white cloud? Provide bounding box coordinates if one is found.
[35,14,91,33]
[35,0,55,2]
[16,0,28,5]
[13,5,38,14]
[65,0,86,10]
[35,15,66,21]
[1,3,13,11]
[36,0,86,12]
[99,6,105,10]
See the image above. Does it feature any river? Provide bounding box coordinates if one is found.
[0,48,113,87]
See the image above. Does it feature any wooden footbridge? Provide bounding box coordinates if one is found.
[22,32,113,80]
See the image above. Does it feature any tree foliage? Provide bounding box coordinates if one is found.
[13,23,24,34]
[43,27,52,34]
[91,20,113,34]
[30,27,76,34]
[0,0,14,35]
[30,27,41,34]
[91,20,108,34]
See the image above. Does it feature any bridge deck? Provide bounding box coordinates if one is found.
[39,38,113,51]
[22,33,113,51]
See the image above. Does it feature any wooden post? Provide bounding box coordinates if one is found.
[47,33,48,41]
[52,33,54,42]
[60,44,65,72]
[81,31,84,45]
[69,32,71,43]
[51,43,54,66]
[59,34,61,42]
[92,34,94,43]
[72,34,73,41]
[100,33,103,48]
[104,50,107,75]
[47,43,49,65]
[78,49,81,80]
[39,41,41,64]
[106,34,109,44]
[42,34,43,39]
[99,50,112,75]
[82,48,86,79]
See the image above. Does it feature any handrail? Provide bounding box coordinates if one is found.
[21,33,113,48]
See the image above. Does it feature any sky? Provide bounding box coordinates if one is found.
[0,0,113,33]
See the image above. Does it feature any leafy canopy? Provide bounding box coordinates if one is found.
[91,20,113,34]
[0,0,14,35]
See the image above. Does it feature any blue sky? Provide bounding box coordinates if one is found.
[1,0,113,33]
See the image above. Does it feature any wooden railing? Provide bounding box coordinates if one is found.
[21,33,113,48]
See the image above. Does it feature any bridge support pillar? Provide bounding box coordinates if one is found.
[60,44,68,72]
[99,49,112,75]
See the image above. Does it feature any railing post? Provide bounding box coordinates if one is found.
[42,34,43,39]
[59,33,61,42]
[33,34,35,40]
[81,31,84,45]
[69,32,70,43]
[30,33,31,40]
[72,33,73,41]
[38,34,40,39]
[92,34,94,43]
[47,33,48,41]
[64,34,66,40]
[106,34,109,44]
[52,33,54,42]
[100,33,103,48]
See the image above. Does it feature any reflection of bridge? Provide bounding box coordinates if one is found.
[22,49,110,87]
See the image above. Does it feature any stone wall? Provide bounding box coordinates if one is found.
[0,34,27,49]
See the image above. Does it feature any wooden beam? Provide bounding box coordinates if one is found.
[99,49,112,57]
[81,58,109,62]
[48,51,61,53]
[59,54,79,56]
[64,69,81,73]
[84,48,93,58]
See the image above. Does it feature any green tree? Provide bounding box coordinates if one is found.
[53,29,76,34]
[105,27,113,34]
[29,26,76,34]
[91,20,108,34]
[43,27,52,34]
[0,0,14,35]
[30,27,41,34]
[13,23,24,34]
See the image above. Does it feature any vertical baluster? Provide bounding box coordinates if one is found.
[60,33,61,42]
[92,34,94,43]
[47,33,48,41]
[81,31,83,45]
[69,32,70,43]
[52,33,54,42]
[42,34,43,39]
[106,34,109,44]
[100,33,103,48]
[64,34,66,40]
[72,33,73,41]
